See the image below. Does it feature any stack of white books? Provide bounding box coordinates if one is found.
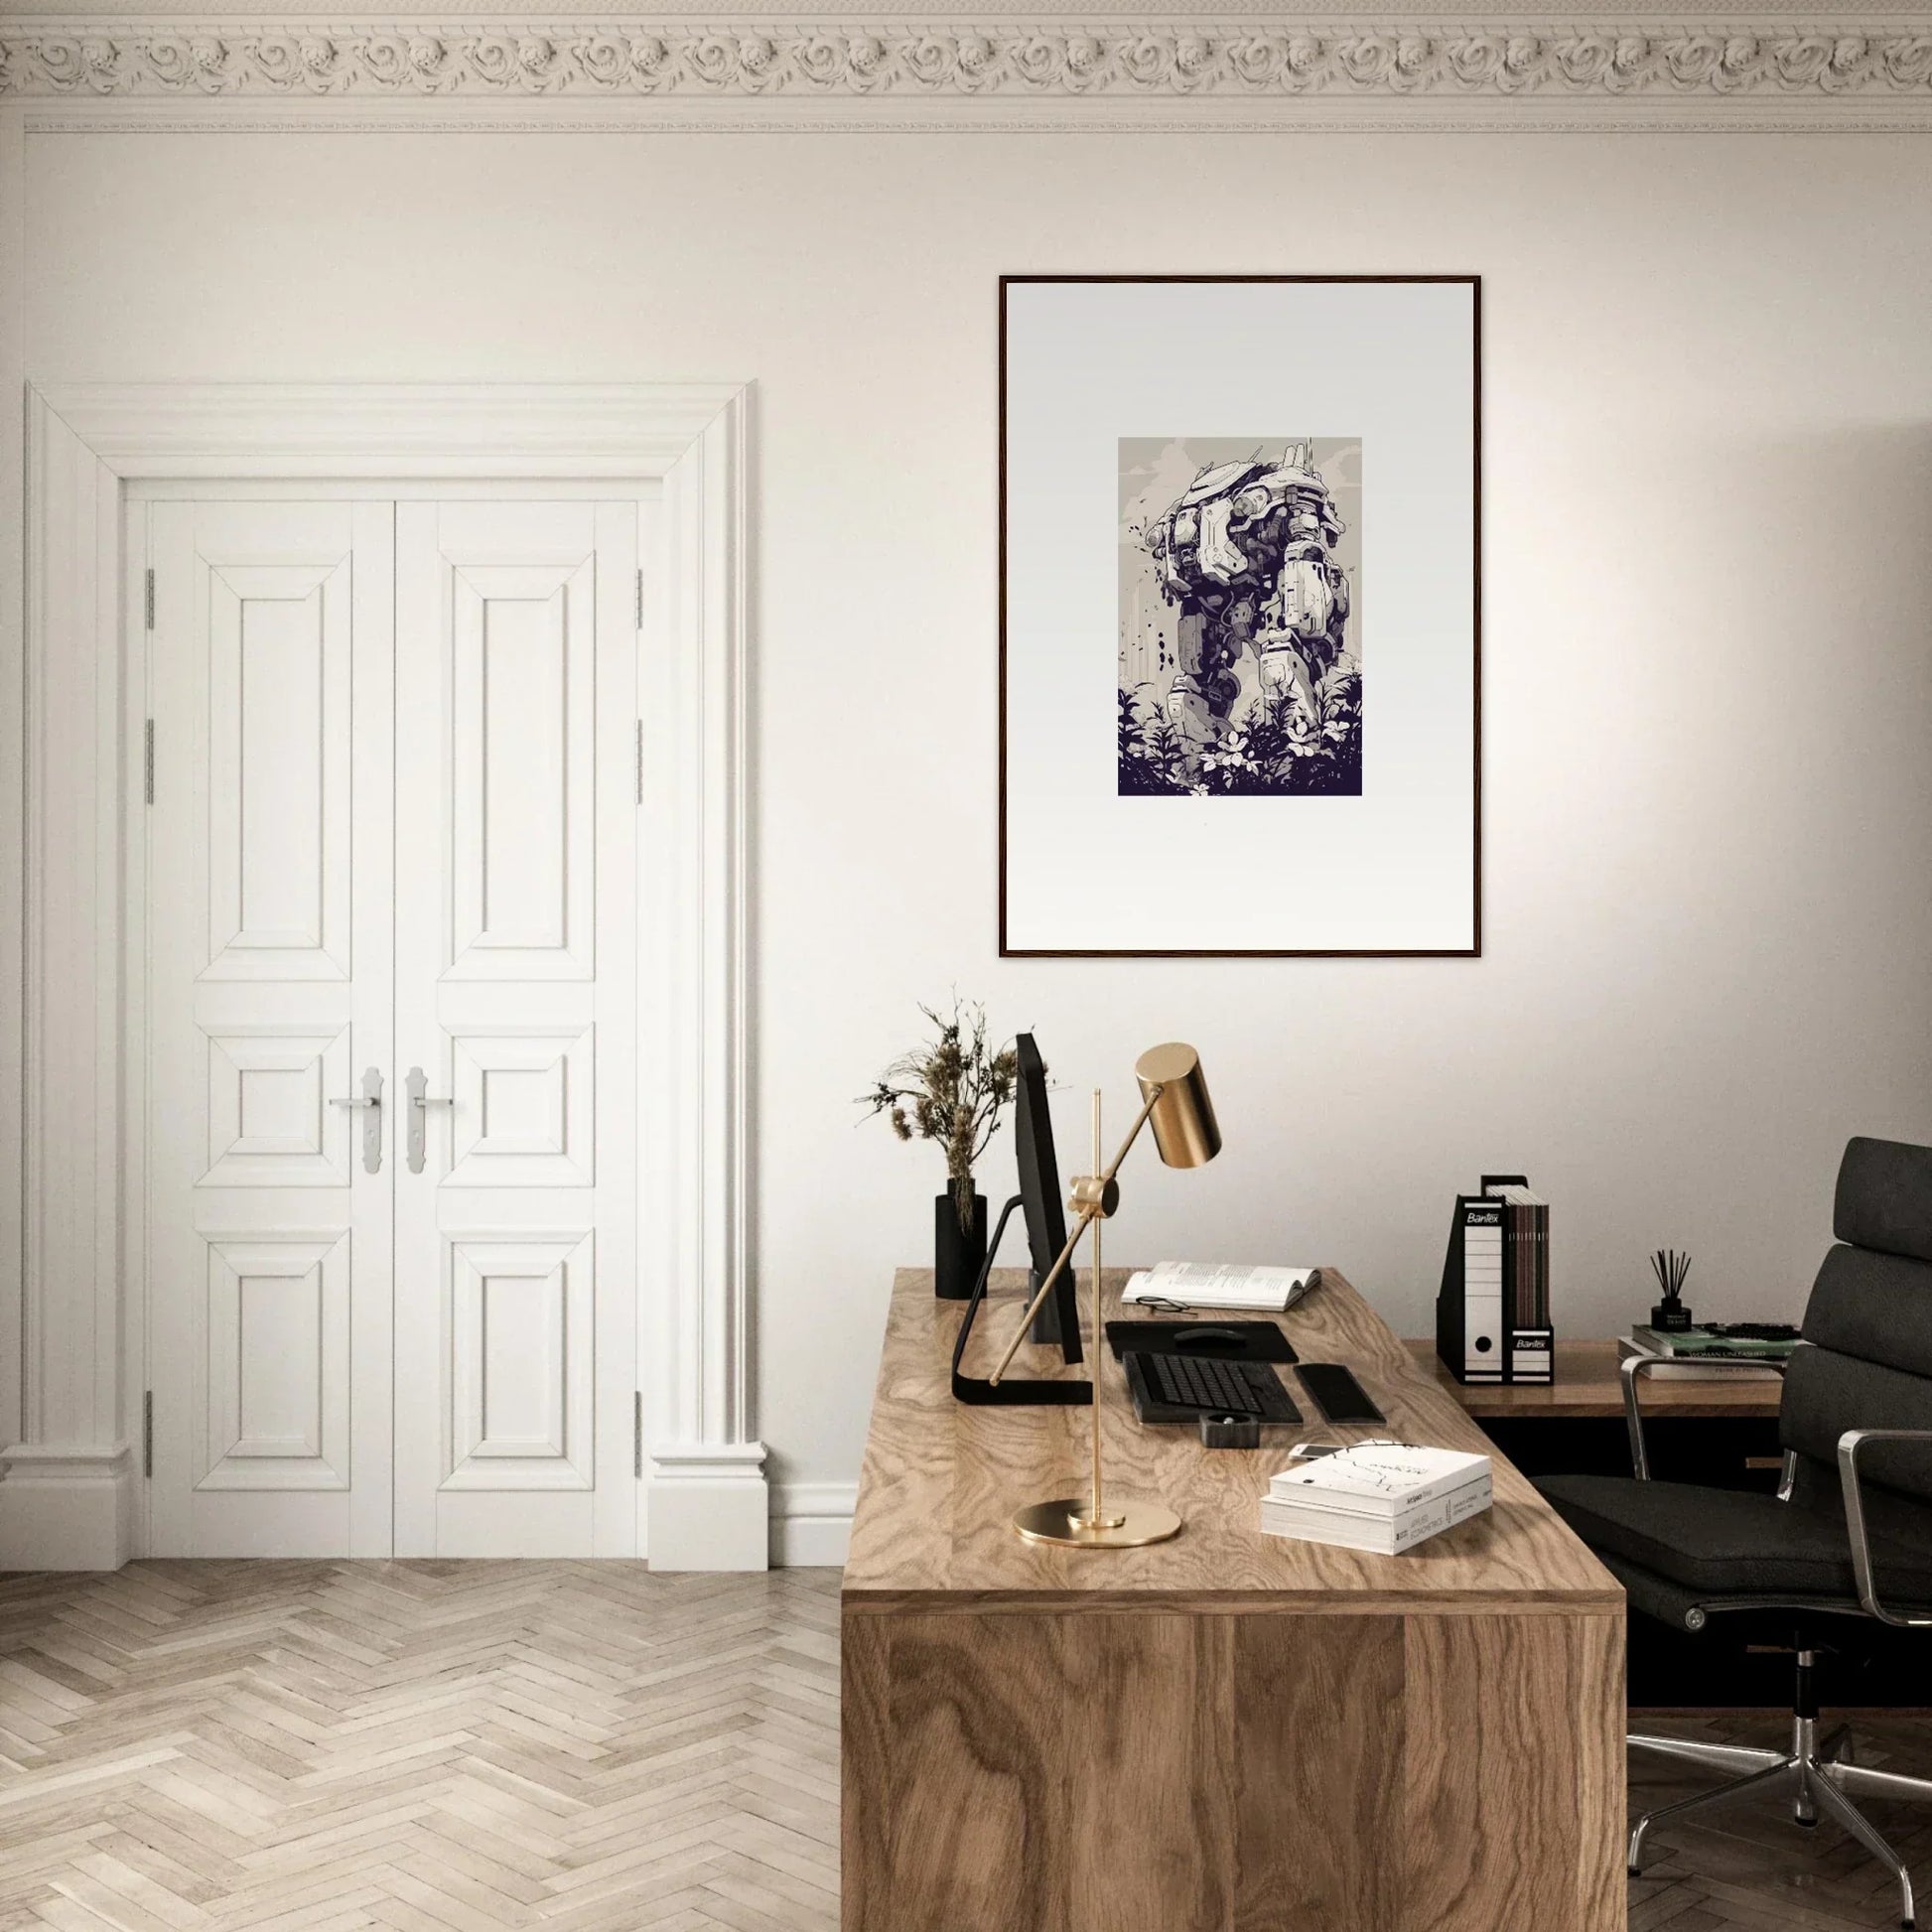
[1260,1444,1493,1556]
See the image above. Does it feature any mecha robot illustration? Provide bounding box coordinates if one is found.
[1141,441,1350,772]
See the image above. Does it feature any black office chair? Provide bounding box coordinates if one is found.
[1538,1136,1932,1930]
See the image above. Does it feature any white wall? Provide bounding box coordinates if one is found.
[20,126,1932,1521]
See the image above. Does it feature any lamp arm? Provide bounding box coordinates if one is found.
[1097,1085,1164,1188]
[987,1085,1165,1388]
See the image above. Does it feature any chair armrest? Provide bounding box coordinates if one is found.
[1837,1429,1932,1628]
[1620,1350,1789,1481]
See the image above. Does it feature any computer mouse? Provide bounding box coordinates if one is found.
[1173,1326,1248,1351]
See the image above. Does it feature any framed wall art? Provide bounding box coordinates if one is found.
[999,274,1480,957]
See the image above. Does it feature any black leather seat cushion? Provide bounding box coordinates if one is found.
[1538,1473,1932,1601]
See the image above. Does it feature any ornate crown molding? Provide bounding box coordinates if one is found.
[3,17,1932,116]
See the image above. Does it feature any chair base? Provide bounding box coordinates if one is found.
[1630,1698,1932,1930]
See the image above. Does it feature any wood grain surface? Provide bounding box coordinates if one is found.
[842,1606,1626,1932]
[1231,1613,1404,1930]
[843,1268,1621,1613]
[1408,1337,1784,1419]
[1403,1611,1627,1932]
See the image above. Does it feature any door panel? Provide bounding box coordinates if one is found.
[449,562,596,980]
[446,1231,594,1489]
[147,501,395,1557]
[393,501,637,1557]
[204,564,352,980]
[202,1024,353,1187]
[447,1026,596,1187]
[201,1232,350,1489]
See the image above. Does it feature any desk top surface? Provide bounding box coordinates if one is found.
[1408,1337,1784,1420]
[843,1268,1622,1614]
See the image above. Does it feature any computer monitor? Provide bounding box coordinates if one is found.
[1014,1034,1083,1364]
[948,1032,1090,1405]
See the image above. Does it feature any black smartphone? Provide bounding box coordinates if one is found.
[1297,1363,1385,1425]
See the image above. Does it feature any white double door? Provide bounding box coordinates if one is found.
[145,494,640,1557]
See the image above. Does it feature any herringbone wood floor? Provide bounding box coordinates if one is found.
[0,1563,839,1931]
[1630,1708,1932,1931]
[0,1563,1927,1929]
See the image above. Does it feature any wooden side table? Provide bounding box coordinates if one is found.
[1406,1337,1782,1419]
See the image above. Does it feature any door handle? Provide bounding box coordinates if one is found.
[330,1066,385,1174]
[405,1065,455,1175]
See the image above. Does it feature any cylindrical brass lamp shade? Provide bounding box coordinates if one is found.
[1133,1042,1221,1170]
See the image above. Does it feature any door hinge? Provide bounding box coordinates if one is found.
[633,1392,643,1479]
[143,568,155,631]
[142,1391,154,1478]
[635,567,644,631]
[634,720,644,805]
[144,720,155,805]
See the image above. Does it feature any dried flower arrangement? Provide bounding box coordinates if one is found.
[861,999,1020,1235]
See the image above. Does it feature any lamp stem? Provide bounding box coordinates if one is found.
[1090,1088,1105,1529]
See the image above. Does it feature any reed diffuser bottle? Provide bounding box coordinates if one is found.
[1650,1249,1694,1332]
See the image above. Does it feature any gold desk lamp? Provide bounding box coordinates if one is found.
[987,1041,1221,1549]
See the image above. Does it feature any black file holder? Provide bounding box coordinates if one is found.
[1436,1173,1554,1387]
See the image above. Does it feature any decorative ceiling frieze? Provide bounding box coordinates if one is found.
[3,16,1930,122]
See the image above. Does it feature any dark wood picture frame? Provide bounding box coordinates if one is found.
[997,273,1482,959]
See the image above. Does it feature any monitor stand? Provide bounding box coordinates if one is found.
[950,1196,1092,1407]
[1030,1270,1069,1347]
[1028,1250,1084,1361]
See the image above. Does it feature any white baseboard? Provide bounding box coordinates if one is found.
[770,1481,854,1569]
[645,1443,770,1571]
[0,1443,850,1573]
[0,1444,135,1571]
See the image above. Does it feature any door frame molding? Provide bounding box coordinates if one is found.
[4,381,764,1571]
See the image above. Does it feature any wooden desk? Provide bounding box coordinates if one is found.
[1407,1337,1783,1420]
[843,1269,1626,1932]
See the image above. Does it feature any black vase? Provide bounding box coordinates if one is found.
[934,1187,989,1301]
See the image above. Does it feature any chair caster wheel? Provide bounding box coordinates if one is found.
[1627,1868,1640,1878]
[1795,1816,1818,1829]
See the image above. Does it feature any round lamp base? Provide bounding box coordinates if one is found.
[1012,1496,1182,1549]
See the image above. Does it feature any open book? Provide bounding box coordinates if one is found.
[1121,1261,1318,1312]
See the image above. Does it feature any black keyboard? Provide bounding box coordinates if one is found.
[1127,1351,1302,1424]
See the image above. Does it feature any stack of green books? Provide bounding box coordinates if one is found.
[1617,1323,1796,1380]
[1630,1324,1798,1361]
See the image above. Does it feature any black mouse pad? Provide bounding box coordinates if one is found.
[1104,1319,1298,1364]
